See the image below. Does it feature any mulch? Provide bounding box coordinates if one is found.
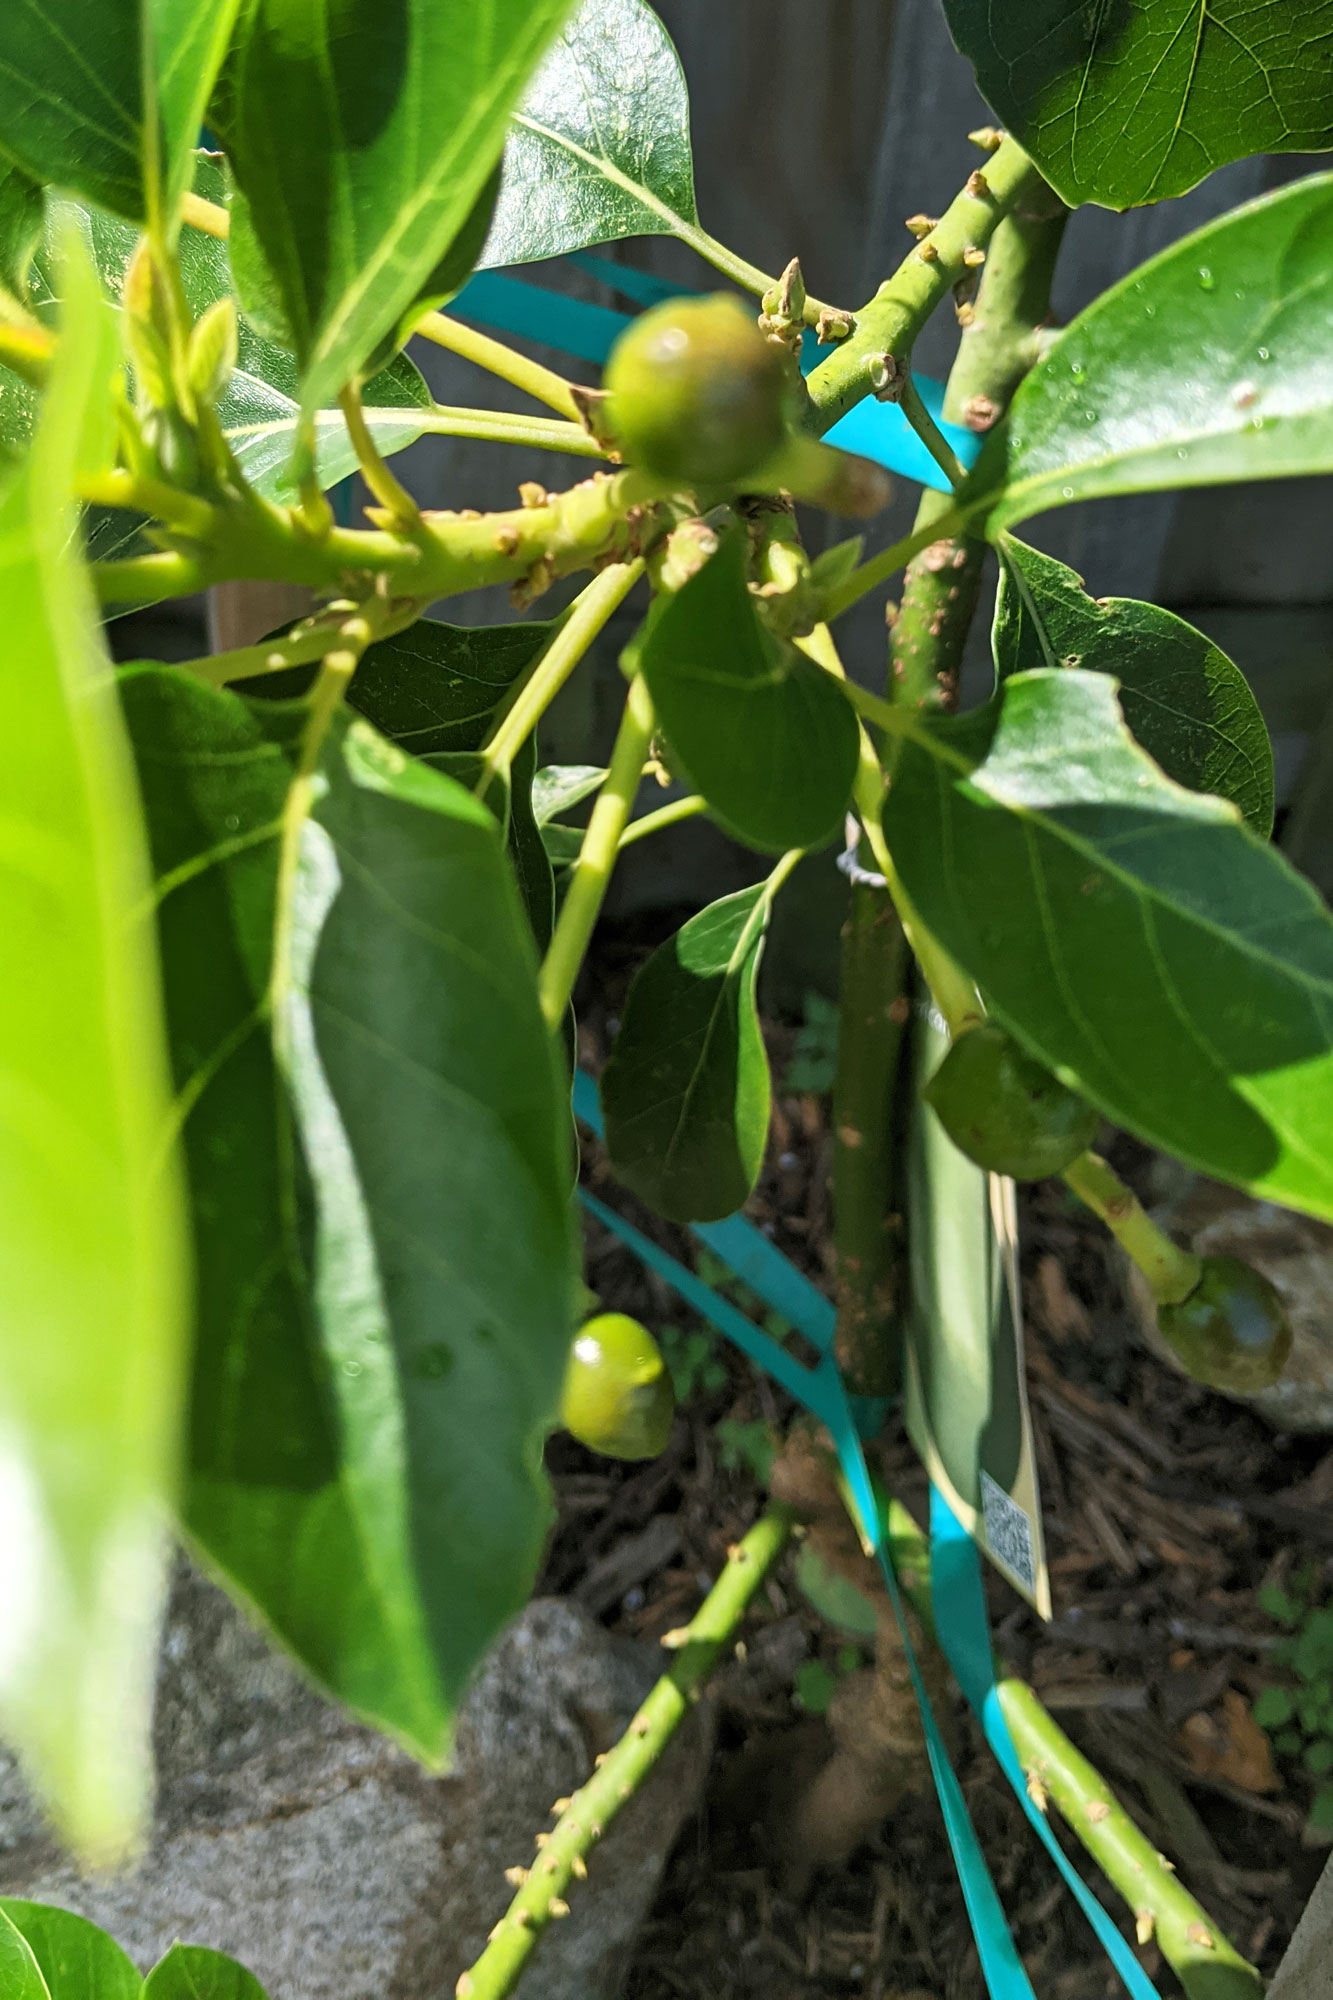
[540,952,1331,1999]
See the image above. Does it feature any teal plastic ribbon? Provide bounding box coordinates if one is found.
[573,1070,1161,1998]
[450,258,981,492]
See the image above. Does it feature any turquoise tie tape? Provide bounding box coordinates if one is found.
[451,256,981,493]
[574,1070,1161,1999]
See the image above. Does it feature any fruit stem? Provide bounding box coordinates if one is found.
[454,1507,795,2000]
[415,309,583,421]
[338,379,422,531]
[882,1498,1263,2000]
[617,792,708,848]
[537,669,656,1031]
[1062,1151,1202,1306]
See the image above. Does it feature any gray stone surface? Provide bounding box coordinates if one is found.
[1125,1166,1333,1432]
[1270,1850,1333,2000]
[0,1566,710,2000]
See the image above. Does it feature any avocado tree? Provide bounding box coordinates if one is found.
[0,0,1331,1993]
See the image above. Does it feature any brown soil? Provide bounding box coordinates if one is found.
[541,950,1329,2000]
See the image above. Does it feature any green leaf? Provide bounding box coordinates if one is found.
[793,1542,878,1639]
[0,0,240,226]
[635,533,858,854]
[883,668,1333,1223]
[0,161,435,498]
[1260,1582,1302,1626]
[0,1904,139,2000]
[0,162,43,298]
[1306,1740,1333,1776]
[220,0,574,411]
[1311,1784,1333,1831]
[602,883,773,1223]
[940,0,1333,210]
[0,1909,51,2000]
[482,0,698,268]
[532,764,606,825]
[0,239,186,1860]
[121,668,577,1762]
[993,536,1274,835]
[1253,1685,1296,1729]
[793,1659,838,1715]
[1296,1612,1333,1683]
[976,174,1333,534]
[144,1943,271,2000]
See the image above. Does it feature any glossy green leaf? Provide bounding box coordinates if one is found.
[993,535,1274,834]
[635,533,858,854]
[941,0,1333,209]
[220,0,574,411]
[345,617,555,756]
[602,883,773,1222]
[122,667,576,1761]
[482,0,698,268]
[0,1909,51,2000]
[532,764,606,825]
[144,1942,271,2000]
[0,240,185,1860]
[884,669,1333,1222]
[975,174,1333,534]
[0,1903,139,2000]
[0,162,434,498]
[0,0,240,225]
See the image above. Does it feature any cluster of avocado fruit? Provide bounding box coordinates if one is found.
[591,299,1290,1413]
[926,1021,1290,1394]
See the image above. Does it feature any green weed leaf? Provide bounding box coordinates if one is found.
[975,174,1333,533]
[144,1943,271,2000]
[220,0,573,411]
[940,0,1333,208]
[482,0,698,267]
[635,533,858,854]
[1253,1685,1296,1729]
[121,668,577,1764]
[0,239,186,1861]
[994,536,1274,833]
[603,884,773,1223]
[0,1909,51,2000]
[883,668,1333,1222]
[0,1904,139,2000]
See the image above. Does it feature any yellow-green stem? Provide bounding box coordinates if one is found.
[1062,1151,1202,1306]
[478,559,644,788]
[415,310,582,421]
[882,1499,1262,2000]
[617,793,708,848]
[338,381,422,529]
[537,671,655,1030]
[455,1507,794,2000]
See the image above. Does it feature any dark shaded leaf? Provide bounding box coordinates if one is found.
[635,532,858,854]
[0,163,43,297]
[974,175,1333,533]
[603,883,772,1221]
[483,0,698,267]
[122,667,577,1761]
[884,668,1333,1221]
[941,0,1333,209]
[994,535,1274,833]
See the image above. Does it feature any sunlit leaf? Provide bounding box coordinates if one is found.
[0,1905,138,2000]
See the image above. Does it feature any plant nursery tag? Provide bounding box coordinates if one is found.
[903,1000,1051,1617]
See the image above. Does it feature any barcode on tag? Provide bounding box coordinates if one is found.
[980,1470,1036,1594]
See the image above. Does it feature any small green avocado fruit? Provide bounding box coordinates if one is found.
[604,294,789,486]
[559,1312,676,1461]
[1156,1256,1292,1394]
[923,1020,1101,1181]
